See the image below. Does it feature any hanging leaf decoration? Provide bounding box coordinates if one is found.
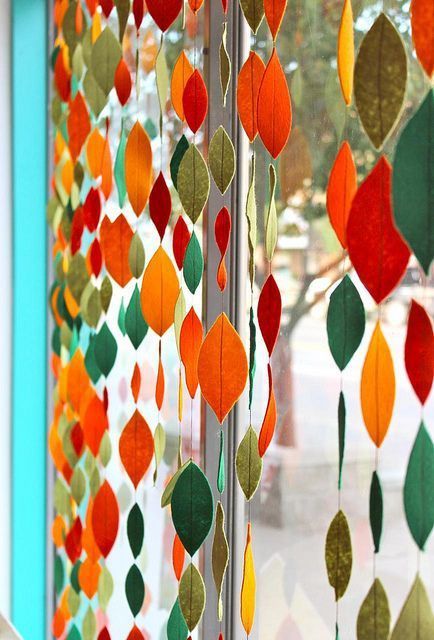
[127,503,144,559]
[361,322,395,448]
[246,155,257,286]
[180,307,203,399]
[167,598,189,640]
[149,172,172,241]
[325,510,352,601]
[354,13,407,149]
[208,126,236,195]
[326,141,357,249]
[133,0,144,31]
[125,565,144,616]
[153,423,166,483]
[183,231,204,295]
[264,0,287,41]
[265,164,277,261]
[237,51,266,142]
[173,216,191,270]
[370,471,383,554]
[179,563,206,631]
[125,121,153,217]
[356,579,391,640]
[390,576,434,639]
[68,92,90,163]
[257,48,292,159]
[217,430,225,494]
[240,0,264,34]
[160,460,189,508]
[183,69,208,134]
[212,502,229,621]
[405,300,434,404]
[171,135,189,190]
[236,426,262,501]
[240,523,256,635]
[145,0,183,32]
[114,0,130,42]
[94,322,117,377]
[114,123,127,207]
[219,22,231,106]
[125,286,148,348]
[128,233,145,279]
[171,51,194,121]
[114,58,132,106]
[100,215,133,287]
[140,246,179,336]
[347,156,410,304]
[337,0,354,105]
[327,275,365,371]
[155,41,169,120]
[92,481,119,558]
[177,144,210,223]
[338,392,346,490]
[119,410,154,488]
[411,0,434,77]
[172,533,185,581]
[91,27,122,96]
[258,364,277,456]
[257,274,281,357]
[215,207,231,292]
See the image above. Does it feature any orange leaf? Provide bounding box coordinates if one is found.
[86,127,105,179]
[264,0,287,40]
[100,214,133,287]
[140,246,179,336]
[173,533,185,581]
[326,141,357,248]
[131,363,141,403]
[156,347,165,410]
[119,410,154,487]
[125,121,153,216]
[257,48,292,159]
[52,515,66,548]
[171,51,194,121]
[337,0,354,105]
[258,365,277,456]
[67,92,90,162]
[81,392,108,456]
[67,349,90,413]
[237,51,265,142]
[79,558,101,599]
[180,307,203,399]
[52,608,66,639]
[101,133,113,200]
[115,58,132,106]
[197,312,248,423]
[92,481,119,557]
[240,523,256,635]
[411,0,434,77]
[361,322,395,447]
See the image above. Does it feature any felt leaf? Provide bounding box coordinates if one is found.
[393,90,434,274]
[91,28,122,96]
[370,471,383,553]
[405,300,434,404]
[217,430,225,494]
[338,392,346,490]
[173,533,185,581]
[265,164,277,261]
[68,92,90,163]
[248,307,256,411]
[236,426,262,501]
[188,0,204,11]
[264,0,287,40]
[114,125,127,207]
[92,481,119,557]
[184,231,203,295]
[240,0,264,34]
[209,126,236,195]
[337,0,354,105]
[153,423,166,484]
[212,502,229,621]
[128,233,145,279]
[127,504,144,558]
[237,51,265,142]
[179,563,206,632]
[149,172,172,241]
[257,48,292,159]
[361,322,395,448]
[145,0,183,32]
[258,364,277,456]
[326,141,357,249]
[354,13,407,149]
[100,276,113,313]
[183,69,208,133]
[174,288,186,356]
[327,275,365,370]
[140,246,179,336]
[171,135,189,190]
[215,207,231,291]
[171,460,214,556]
[100,214,133,287]
[246,155,257,286]
[125,121,153,217]
[219,22,231,107]
[160,460,189,508]
[173,216,191,270]
[156,41,169,119]
[171,51,194,121]
[131,364,141,403]
[125,286,148,349]
[177,144,210,223]
[198,313,248,424]
[258,274,281,357]
[119,410,154,487]
[391,576,434,639]
[118,299,126,336]
[241,523,256,635]
[155,352,165,411]
[133,0,144,30]
[404,423,434,550]
[411,0,434,77]
[100,0,114,17]
[357,578,391,640]
[347,156,410,304]
[83,607,96,640]
[94,322,117,377]
[167,598,189,640]
[82,393,108,456]
[98,566,114,611]
[114,0,130,42]
[325,510,352,600]
[180,307,203,398]
[114,58,131,106]
[125,565,144,616]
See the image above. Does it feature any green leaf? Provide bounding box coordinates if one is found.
[114,0,130,42]
[217,430,225,494]
[100,276,113,313]
[118,298,126,335]
[153,423,166,484]
[127,503,144,558]
[338,391,346,490]
[94,322,117,377]
[67,624,81,640]
[179,563,206,632]
[71,561,81,593]
[68,590,81,617]
[125,285,148,349]
[99,431,112,467]
[325,510,352,601]
[71,467,86,505]
[209,126,236,195]
[327,275,365,370]
[246,154,257,286]
[54,555,64,596]
[167,598,189,640]
[177,144,210,223]
[357,578,391,640]
[393,89,434,275]
[240,0,264,34]
[67,253,89,303]
[183,231,203,294]
[391,576,434,639]
[83,70,107,119]
[212,502,229,621]
[219,22,231,107]
[98,566,114,612]
[404,422,434,550]
[174,289,186,357]
[160,460,190,508]
[80,282,101,328]
[265,164,277,261]
[171,135,189,190]
[128,233,145,278]
[82,607,96,640]
[91,27,122,96]
[370,470,383,553]
[114,123,127,207]
[171,460,214,556]
[85,335,101,384]
[125,564,145,616]
[236,426,262,501]
[63,2,86,54]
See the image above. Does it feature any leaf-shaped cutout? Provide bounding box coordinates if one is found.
[183,230,203,294]
[155,353,165,411]
[215,207,231,292]
[327,275,365,370]
[126,626,143,640]
[92,481,119,557]
[100,215,133,287]
[236,426,262,500]
[370,470,383,553]
[101,277,113,314]
[257,48,292,159]
[125,121,153,217]
[173,216,191,271]
[68,92,90,163]
[393,89,434,275]
[338,392,346,490]
[209,126,236,195]
[337,0,354,105]
[220,22,231,106]
[145,0,183,32]
[127,503,144,558]
[125,285,148,349]
[411,0,434,78]
[167,598,189,640]
[258,364,277,456]
[179,563,206,632]
[114,0,130,42]
[405,300,434,404]
[171,460,214,556]
[240,0,264,34]
[354,13,407,149]
[180,307,203,399]
[174,288,186,356]
[171,135,189,190]
[94,322,117,377]
[246,155,257,286]
[160,460,189,508]
[114,123,127,207]
[128,233,145,279]
[133,0,144,30]
[217,430,225,494]
[91,27,122,96]
[325,510,352,601]
[149,172,172,241]
[177,144,210,223]
[140,246,179,336]
[119,410,154,487]
[357,578,391,640]
[125,564,144,616]
[81,393,108,456]
[390,575,434,639]
[241,523,256,635]
[183,69,208,134]
[155,40,169,120]
[237,51,265,142]
[172,51,194,121]
[265,164,277,261]
[198,313,248,424]
[212,502,229,621]
[404,422,434,550]
[326,141,357,249]
[361,322,395,447]
[153,422,166,484]
[264,0,287,40]
[347,156,410,304]
[131,363,141,403]
[258,274,281,357]
[173,533,185,581]
[114,58,131,106]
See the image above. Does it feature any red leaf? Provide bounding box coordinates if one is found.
[133,0,145,30]
[131,363,141,403]
[347,156,410,304]
[119,410,154,487]
[71,422,84,457]
[71,207,84,255]
[183,69,208,134]
[65,517,82,563]
[188,0,204,11]
[127,627,144,640]
[68,92,90,162]
[326,141,357,249]
[237,51,265,142]
[173,216,191,270]
[83,188,101,232]
[54,49,71,102]
[98,629,111,640]
[258,365,277,456]
[92,481,119,557]
[215,207,231,292]
[405,300,434,404]
[221,0,228,14]
[115,59,132,106]
[258,275,282,357]
[149,172,172,240]
[89,238,102,277]
[99,0,114,17]
[145,0,183,32]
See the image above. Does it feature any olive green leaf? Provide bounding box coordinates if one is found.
[325,510,352,600]
[128,233,145,278]
[212,502,229,621]
[125,564,144,616]
[71,468,86,505]
[127,503,144,558]
[370,470,383,553]
[183,231,203,294]
[98,566,114,612]
[327,275,365,371]
[174,288,186,357]
[219,22,231,106]
[100,276,113,313]
[91,27,122,96]
[248,306,256,410]
[236,426,262,501]
[94,322,117,377]
[63,2,87,55]
[209,126,236,195]
[179,563,206,631]
[240,0,264,34]
[171,135,189,191]
[114,0,131,43]
[177,144,210,223]
[357,578,391,640]
[160,460,189,508]
[67,253,89,303]
[125,285,148,349]
[265,164,277,261]
[391,575,434,639]
[153,423,166,485]
[246,154,257,287]
[100,431,112,467]
[82,607,96,640]
[54,480,71,519]
[83,70,107,119]
[167,598,189,640]
[80,282,101,328]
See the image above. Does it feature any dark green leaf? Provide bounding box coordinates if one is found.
[171,135,189,190]
[183,231,203,294]
[327,275,365,370]
[71,561,82,593]
[94,322,117,377]
[85,335,101,384]
[125,564,144,616]
[127,503,144,559]
[370,471,383,553]
[338,391,346,490]
[125,285,148,349]
[54,554,64,596]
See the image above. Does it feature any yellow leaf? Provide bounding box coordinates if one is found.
[241,523,256,635]
[338,0,354,105]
